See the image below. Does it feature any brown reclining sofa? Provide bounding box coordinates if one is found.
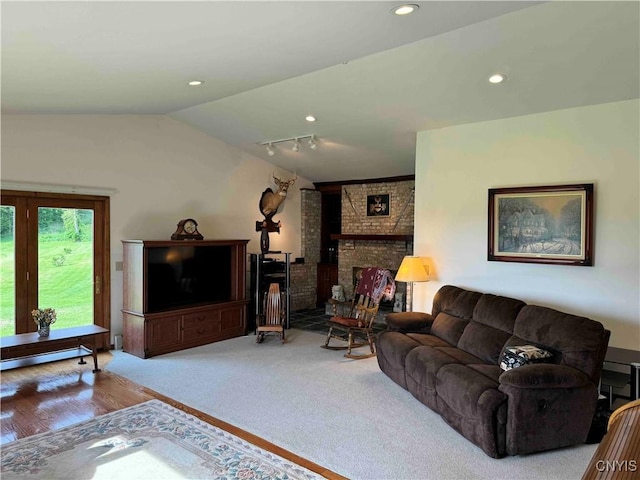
[376,285,610,458]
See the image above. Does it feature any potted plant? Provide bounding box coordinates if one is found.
[32,308,57,337]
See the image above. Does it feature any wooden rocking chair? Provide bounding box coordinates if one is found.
[321,267,394,359]
[256,283,285,344]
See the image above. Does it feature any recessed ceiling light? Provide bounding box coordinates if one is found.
[391,4,419,16]
[305,115,317,122]
[488,73,506,84]
[188,80,204,86]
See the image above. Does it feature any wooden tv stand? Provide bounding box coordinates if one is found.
[121,239,249,359]
[0,325,109,372]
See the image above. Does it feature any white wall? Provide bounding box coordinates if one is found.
[1,115,312,338]
[414,100,639,350]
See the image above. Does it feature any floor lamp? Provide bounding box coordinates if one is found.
[395,256,429,312]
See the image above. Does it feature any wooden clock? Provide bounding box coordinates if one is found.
[171,218,204,240]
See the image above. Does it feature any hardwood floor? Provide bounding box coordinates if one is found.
[0,352,344,479]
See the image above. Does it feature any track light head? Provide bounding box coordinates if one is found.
[292,139,300,152]
[266,144,275,156]
[308,135,318,150]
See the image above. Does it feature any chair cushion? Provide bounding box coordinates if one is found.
[257,325,284,332]
[330,316,365,328]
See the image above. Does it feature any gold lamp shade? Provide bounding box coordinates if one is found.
[395,256,429,312]
[395,256,429,283]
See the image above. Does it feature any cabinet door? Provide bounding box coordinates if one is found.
[146,315,182,355]
[317,264,338,306]
[220,306,244,337]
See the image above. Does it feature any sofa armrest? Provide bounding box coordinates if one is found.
[385,312,434,333]
[499,364,597,455]
[499,364,591,389]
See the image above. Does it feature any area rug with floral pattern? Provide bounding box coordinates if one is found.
[1,399,324,480]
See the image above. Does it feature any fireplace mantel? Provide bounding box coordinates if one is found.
[330,234,413,242]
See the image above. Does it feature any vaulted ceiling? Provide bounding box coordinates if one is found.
[3,1,638,182]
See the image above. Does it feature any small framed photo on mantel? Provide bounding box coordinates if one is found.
[367,194,390,217]
[488,183,594,266]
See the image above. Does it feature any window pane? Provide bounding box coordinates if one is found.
[37,207,94,328]
[0,205,16,336]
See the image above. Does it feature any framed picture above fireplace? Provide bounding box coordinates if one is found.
[488,183,594,266]
[367,194,390,216]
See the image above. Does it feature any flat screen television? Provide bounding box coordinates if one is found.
[146,245,232,313]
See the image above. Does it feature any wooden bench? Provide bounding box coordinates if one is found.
[0,325,109,373]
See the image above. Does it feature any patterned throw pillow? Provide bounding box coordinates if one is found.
[500,345,553,371]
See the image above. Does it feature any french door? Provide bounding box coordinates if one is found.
[0,190,110,336]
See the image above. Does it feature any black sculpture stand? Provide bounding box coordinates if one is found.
[256,218,281,255]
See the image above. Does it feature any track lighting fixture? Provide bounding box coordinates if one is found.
[258,135,319,156]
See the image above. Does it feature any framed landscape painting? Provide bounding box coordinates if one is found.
[488,184,594,266]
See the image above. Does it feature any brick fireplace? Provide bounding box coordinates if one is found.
[297,178,415,311]
[335,180,415,301]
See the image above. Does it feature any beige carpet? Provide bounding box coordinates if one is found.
[106,329,598,480]
[0,399,325,480]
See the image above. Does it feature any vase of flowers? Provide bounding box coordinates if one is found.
[32,308,57,337]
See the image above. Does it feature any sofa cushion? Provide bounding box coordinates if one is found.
[385,311,433,333]
[430,312,469,346]
[467,364,503,383]
[406,333,451,348]
[434,346,483,365]
[432,285,482,320]
[456,293,525,364]
[499,345,554,371]
[513,305,608,383]
[436,364,504,418]
[376,331,424,369]
[405,346,465,409]
[472,294,526,331]
[457,322,512,365]
[406,346,462,392]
